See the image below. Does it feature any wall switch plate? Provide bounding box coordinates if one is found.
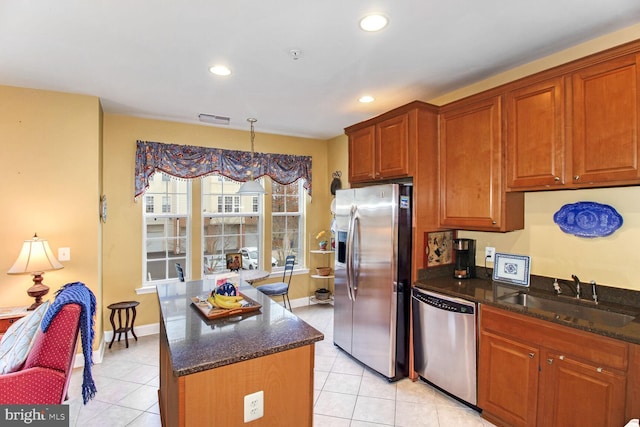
[58,247,71,261]
[244,390,264,422]
[485,247,495,262]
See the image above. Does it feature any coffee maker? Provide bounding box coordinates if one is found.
[453,238,476,279]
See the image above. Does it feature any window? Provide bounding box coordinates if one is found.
[145,195,154,213]
[142,172,190,283]
[202,176,263,274]
[162,196,171,213]
[217,196,240,213]
[272,180,305,270]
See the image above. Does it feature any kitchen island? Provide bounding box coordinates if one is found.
[157,280,323,427]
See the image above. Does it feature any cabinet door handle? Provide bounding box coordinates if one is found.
[492,220,497,225]
[574,175,580,181]
[554,176,560,182]
[597,367,603,373]
[559,355,564,360]
[529,352,535,359]
[547,358,554,365]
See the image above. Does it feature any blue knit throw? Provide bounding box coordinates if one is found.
[41,282,97,404]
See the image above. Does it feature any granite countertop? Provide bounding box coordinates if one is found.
[156,280,324,377]
[414,268,640,345]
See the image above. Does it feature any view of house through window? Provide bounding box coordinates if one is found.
[272,180,304,269]
[142,172,190,283]
[143,173,306,284]
[202,176,262,274]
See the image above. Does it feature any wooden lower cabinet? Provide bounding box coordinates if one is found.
[539,350,626,427]
[478,330,539,427]
[159,329,315,427]
[479,305,630,427]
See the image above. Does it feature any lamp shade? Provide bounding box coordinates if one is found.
[8,235,63,275]
[237,179,266,195]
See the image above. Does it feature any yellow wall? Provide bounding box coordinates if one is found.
[0,85,103,338]
[327,134,349,191]
[102,114,333,327]
[461,188,640,290]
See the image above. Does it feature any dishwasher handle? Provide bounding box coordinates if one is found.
[412,288,475,315]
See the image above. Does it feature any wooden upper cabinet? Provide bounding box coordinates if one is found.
[375,113,410,179]
[572,54,640,185]
[506,77,566,190]
[346,102,427,184]
[440,95,524,231]
[348,126,376,183]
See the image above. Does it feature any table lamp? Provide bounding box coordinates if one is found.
[7,233,64,310]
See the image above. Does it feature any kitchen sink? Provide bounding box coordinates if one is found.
[497,292,637,328]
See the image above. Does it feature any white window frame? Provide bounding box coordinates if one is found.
[271,180,306,271]
[141,173,191,286]
[202,176,264,274]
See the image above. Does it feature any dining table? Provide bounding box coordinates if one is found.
[237,269,271,285]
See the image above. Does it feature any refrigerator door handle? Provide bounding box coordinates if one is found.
[351,216,360,298]
[346,205,358,301]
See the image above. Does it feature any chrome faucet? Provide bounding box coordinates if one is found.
[571,274,581,299]
[591,280,598,305]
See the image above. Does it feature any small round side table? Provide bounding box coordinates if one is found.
[107,301,140,349]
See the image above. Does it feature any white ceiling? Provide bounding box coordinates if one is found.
[2,1,640,140]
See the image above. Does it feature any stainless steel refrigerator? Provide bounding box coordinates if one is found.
[333,183,411,381]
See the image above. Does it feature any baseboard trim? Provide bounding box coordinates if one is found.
[75,323,161,368]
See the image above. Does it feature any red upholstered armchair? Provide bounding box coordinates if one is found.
[0,304,81,404]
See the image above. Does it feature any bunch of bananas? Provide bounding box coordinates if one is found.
[208,293,244,309]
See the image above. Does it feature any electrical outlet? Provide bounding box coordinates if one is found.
[244,390,264,422]
[485,247,496,262]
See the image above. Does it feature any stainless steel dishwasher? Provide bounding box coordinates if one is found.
[412,287,477,407]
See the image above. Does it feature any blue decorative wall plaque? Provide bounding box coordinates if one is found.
[553,201,622,238]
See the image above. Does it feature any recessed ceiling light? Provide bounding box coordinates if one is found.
[209,65,231,76]
[359,14,388,32]
[359,95,375,103]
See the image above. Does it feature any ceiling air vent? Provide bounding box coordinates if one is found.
[198,114,230,125]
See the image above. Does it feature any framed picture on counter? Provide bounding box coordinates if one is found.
[225,253,242,271]
[424,230,455,268]
[493,252,531,287]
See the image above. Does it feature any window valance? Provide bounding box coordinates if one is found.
[134,140,312,198]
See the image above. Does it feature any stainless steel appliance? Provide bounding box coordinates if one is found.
[412,288,478,406]
[333,183,411,381]
[453,238,476,279]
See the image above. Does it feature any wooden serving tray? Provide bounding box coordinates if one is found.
[190,292,262,320]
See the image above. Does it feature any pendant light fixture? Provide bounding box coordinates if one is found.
[237,118,266,195]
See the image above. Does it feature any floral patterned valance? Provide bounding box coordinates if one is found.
[134,140,312,198]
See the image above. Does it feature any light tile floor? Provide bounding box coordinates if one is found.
[66,303,494,426]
